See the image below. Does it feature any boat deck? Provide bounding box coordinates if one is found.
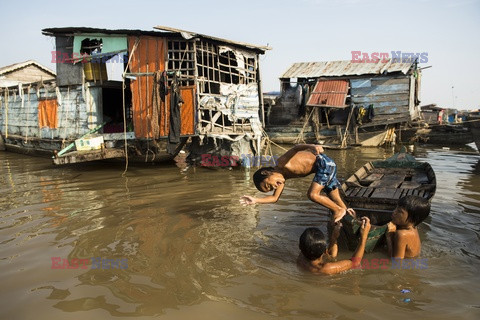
[343,166,435,207]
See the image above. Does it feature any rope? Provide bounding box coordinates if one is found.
[5,89,8,138]
[25,85,31,142]
[261,127,288,152]
[61,86,70,148]
[294,107,315,144]
[121,38,140,176]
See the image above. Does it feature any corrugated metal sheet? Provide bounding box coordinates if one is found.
[129,35,166,139]
[43,26,270,54]
[154,26,270,53]
[129,36,196,138]
[281,60,414,79]
[307,80,349,107]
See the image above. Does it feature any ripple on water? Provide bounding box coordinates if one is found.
[0,147,480,318]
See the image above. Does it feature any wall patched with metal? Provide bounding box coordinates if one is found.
[350,75,412,124]
[0,84,102,144]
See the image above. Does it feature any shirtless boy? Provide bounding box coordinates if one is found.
[386,195,431,259]
[240,144,352,222]
[297,217,371,274]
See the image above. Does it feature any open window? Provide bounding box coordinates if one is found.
[167,40,195,87]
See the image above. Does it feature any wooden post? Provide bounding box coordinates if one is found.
[256,54,265,128]
[0,134,5,151]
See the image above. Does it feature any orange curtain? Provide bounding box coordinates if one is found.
[38,99,58,129]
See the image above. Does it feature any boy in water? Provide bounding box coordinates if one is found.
[386,195,431,259]
[240,144,353,222]
[297,217,371,274]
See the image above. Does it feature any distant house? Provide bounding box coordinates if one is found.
[420,104,444,124]
[266,59,422,146]
[0,60,55,87]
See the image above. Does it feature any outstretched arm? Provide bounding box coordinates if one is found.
[350,217,371,268]
[327,222,342,258]
[386,222,396,257]
[240,183,285,205]
[321,217,371,275]
[276,144,324,167]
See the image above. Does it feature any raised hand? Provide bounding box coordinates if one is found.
[387,221,396,233]
[359,216,371,237]
[314,145,324,154]
[346,208,356,218]
[240,195,256,206]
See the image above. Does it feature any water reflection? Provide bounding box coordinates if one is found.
[1,146,480,318]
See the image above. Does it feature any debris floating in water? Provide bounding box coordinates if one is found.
[403,298,411,303]
[401,289,411,294]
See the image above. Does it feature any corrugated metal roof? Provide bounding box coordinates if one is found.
[280,60,414,78]
[43,26,271,54]
[306,80,349,107]
[154,26,271,52]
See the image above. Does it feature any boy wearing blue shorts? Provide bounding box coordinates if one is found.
[240,144,353,222]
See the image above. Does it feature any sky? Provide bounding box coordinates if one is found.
[0,0,479,110]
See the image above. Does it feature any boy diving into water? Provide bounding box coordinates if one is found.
[240,144,354,222]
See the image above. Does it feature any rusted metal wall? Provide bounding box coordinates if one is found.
[129,36,166,139]
[128,36,196,139]
[307,80,349,107]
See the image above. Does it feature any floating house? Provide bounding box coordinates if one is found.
[265,59,422,146]
[399,104,473,146]
[0,26,270,164]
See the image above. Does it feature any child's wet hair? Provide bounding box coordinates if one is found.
[398,195,431,226]
[299,227,327,261]
[253,167,275,192]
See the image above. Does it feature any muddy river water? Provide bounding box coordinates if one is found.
[1,144,479,319]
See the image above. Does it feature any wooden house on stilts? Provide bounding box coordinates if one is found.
[0,26,270,165]
[264,59,422,147]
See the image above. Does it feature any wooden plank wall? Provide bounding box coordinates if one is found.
[351,75,412,124]
[128,35,196,138]
[3,65,55,83]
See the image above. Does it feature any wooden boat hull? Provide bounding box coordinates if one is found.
[467,112,480,152]
[339,152,436,252]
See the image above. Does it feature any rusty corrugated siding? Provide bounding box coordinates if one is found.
[128,36,196,138]
[307,80,349,107]
[281,60,413,79]
[129,35,166,138]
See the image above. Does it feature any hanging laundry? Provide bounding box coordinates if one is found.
[367,104,375,121]
[38,98,58,129]
[106,53,125,81]
[167,72,184,154]
[356,106,366,125]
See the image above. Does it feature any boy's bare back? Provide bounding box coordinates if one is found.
[396,228,421,258]
[277,151,317,179]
